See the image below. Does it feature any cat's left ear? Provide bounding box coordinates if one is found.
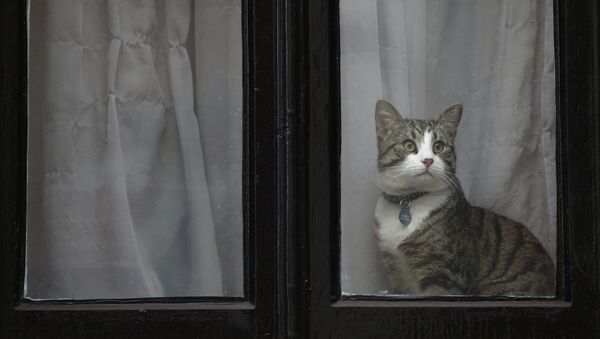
[437,104,462,141]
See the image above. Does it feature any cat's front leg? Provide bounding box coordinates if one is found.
[417,274,465,296]
[379,249,423,294]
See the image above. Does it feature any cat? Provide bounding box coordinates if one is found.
[373,100,555,296]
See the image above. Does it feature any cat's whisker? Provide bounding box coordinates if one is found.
[377,172,404,181]
[438,172,461,191]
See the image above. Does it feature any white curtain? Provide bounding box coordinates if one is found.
[27,0,243,299]
[340,0,556,294]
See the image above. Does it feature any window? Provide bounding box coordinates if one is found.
[300,0,599,337]
[2,0,278,337]
[27,0,244,300]
[1,0,599,338]
[339,0,557,298]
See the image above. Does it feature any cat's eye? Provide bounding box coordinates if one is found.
[433,141,445,154]
[402,140,417,153]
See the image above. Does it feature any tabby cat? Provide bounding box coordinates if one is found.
[373,100,554,296]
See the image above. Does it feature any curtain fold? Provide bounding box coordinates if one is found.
[164,0,223,296]
[341,0,556,294]
[193,0,244,296]
[26,0,238,299]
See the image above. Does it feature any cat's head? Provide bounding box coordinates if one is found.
[374,100,462,195]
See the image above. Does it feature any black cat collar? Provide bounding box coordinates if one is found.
[382,191,428,226]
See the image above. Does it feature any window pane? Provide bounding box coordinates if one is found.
[340,0,556,297]
[26,0,243,299]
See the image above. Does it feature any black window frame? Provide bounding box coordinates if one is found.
[1,0,599,338]
[295,0,600,337]
[0,0,282,337]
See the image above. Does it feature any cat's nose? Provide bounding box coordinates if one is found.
[422,158,433,168]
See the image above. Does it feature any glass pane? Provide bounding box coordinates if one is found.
[340,0,556,297]
[26,0,243,299]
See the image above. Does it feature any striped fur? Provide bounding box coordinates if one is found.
[373,100,554,296]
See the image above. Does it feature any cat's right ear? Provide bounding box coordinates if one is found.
[375,100,403,139]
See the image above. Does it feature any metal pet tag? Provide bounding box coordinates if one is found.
[399,199,412,226]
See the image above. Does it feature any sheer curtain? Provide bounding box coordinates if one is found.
[27,0,242,299]
[340,0,556,294]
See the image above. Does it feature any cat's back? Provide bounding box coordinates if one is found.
[470,206,555,296]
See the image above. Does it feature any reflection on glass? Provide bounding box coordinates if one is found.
[26,0,243,299]
[340,0,556,297]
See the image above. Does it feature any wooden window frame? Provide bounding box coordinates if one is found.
[295,0,600,337]
[1,0,599,337]
[0,1,283,337]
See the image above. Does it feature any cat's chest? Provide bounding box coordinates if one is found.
[374,193,448,252]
